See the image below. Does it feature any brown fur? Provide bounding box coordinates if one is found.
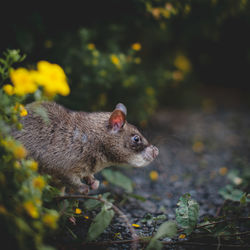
[12,102,159,193]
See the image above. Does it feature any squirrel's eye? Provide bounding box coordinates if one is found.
[132,135,140,143]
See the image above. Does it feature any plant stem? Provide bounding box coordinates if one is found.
[57,194,139,250]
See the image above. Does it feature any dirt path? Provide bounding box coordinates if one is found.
[60,107,250,249]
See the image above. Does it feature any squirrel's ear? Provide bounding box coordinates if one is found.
[108,103,127,132]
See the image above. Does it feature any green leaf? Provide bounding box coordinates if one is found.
[175,193,199,235]
[219,185,250,202]
[32,105,50,124]
[83,192,111,210]
[146,238,163,250]
[154,221,177,239]
[240,193,247,205]
[127,193,147,202]
[84,198,102,210]
[86,205,114,241]
[101,169,133,193]
[146,221,177,250]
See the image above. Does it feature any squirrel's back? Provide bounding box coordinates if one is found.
[12,102,89,174]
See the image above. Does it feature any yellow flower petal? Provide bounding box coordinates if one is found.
[87,43,95,50]
[32,176,45,190]
[174,55,191,72]
[28,160,38,171]
[75,208,82,214]
[219,167,228,176]
[132,223,140,228]
[0,205,7,214]
[36,61,70,96]
[43,211,59,229]
[179,233,186,239]
[10,68,37,96]
[192,141,204,153]
[131,43,142,51]
[110,54,121,69]
[3,84,14,95]
[23,201,39,219]
[149,170,159,181]
[13,145,27,159]
[19,105,28,117]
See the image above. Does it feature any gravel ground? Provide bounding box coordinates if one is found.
[60,107,250,249]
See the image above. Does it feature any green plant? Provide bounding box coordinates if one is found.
[0,49,70,249]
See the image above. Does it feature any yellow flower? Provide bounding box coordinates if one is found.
[87,43,95,50]
[131,43,142,51]
[23,201,39,218]
[35,61,70,96]
[179,233,186,239]
[33,176,46,190]
[219,167,228,176]
[10,68,37,96]
[13,145,27,159]
[110,54,121,69]
[75,208,82,214]
[19,104,28,117]
[146,87,155,97]
[35,198,42,207]
[149,170,159,181]
[84,215,89,219]
[42,211,59,229]
[132,223,140,228]
[92,50,99,57]
[14,103,28,117]
[174,55,191,72]
[14,161,21,169]
[134,57,141,64]
[28,160,38,171]
[192,141,204,153]
[0,205,7,214]
[172,71,184,81]
[3,84,14,95]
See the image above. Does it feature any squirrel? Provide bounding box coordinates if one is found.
[12,102,159,194]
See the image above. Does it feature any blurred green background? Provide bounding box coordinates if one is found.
[1,0,250,123]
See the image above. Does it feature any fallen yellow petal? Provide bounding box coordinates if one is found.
[149,170,159,181]
[75,208,82,214]
[219,167,228,176]
[132,223,140,228]
[179,234,186,239]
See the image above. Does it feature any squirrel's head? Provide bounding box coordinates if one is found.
[102,103,159,168]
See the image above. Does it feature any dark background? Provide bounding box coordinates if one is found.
[1,0,250,119]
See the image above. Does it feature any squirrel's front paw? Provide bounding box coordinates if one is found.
[77,183,89,194]
[90,179,100,190]
[84,175,100,190]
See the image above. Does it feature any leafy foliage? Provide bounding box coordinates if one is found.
[146,221,177,250]
[175,193,200,235]
[102,168,133,193]
[86,203,115,241]
[219,185,250,202]
[0,49,26,84]
[0,50,69,249]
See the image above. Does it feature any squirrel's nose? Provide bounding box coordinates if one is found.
[150,145,159,158]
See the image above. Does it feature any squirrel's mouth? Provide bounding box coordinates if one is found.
[128,145,159,168]
[143,145,159,162]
